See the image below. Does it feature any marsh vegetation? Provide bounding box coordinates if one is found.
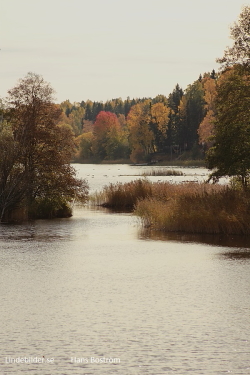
[91,179,250,235]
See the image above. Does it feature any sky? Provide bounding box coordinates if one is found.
[0,0,248,103]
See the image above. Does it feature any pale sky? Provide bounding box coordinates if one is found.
[0,0,248,103]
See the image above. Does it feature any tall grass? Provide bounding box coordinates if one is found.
[91,178,250,234]
[135,182,250,235]
[141,168,183,176]
[91,179,152,209]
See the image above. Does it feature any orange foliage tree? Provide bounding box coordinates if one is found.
[92,111,122,160]
[198,77,217,147]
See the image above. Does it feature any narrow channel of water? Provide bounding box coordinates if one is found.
[0,165,249,374]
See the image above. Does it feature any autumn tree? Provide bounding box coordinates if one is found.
[127,101,155,163]
[92,111,124,160]
[0,120,28,222]
[76,132,94,160]
[198,76,217,147]
[60,101,85,135]
[150,102,170,152]
[60,99,73,116]
[68,105,85,135]
[1,73,88,222]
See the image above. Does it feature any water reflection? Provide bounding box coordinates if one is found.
[1,165,250,374]
[220,250,250,260]
[139,227,250,248]
[0,217,75,242]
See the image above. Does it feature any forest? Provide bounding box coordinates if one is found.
[59,75,211,164]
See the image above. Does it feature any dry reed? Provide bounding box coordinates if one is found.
[135,182,250,235]
[141,168,183,176]
[91,179,250,234]
[91,179,152,209]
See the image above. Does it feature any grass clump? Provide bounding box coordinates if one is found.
[92,179,152,209]
[141,168,183,176]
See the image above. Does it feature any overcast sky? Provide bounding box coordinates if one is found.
[0,0,248,103]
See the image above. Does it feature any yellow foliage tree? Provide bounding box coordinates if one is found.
[198,77,217,146]
[127,101,155,163]
[151,102,170,151]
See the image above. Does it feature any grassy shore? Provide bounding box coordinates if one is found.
[91,179,250,235]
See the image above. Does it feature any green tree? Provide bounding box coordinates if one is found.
[84,100,94,121]
[177,80,206,152]
[206,66,250,186]
[167,84,183,156]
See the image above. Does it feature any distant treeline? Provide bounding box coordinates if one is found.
[59,70,217,163]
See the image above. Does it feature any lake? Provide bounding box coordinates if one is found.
[0,164,250,374]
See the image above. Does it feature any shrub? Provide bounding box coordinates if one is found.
[30,197,72,219]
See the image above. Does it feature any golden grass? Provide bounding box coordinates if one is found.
[135,182,250,235]
[141,168,183,176]
[91,178,250,234]
[90,179,153,209]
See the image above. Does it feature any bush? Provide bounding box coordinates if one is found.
[30,197,72,219]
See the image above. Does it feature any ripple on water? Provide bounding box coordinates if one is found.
[1,165,250,374]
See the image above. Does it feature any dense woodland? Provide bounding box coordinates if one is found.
[59,75,212,163]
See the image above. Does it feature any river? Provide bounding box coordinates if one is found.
[0,164,250,374]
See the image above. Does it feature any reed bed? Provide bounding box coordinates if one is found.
[135,182,250,235]
[141,168,183,176]
[91,178,250,234]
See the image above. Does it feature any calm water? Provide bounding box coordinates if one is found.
[0,165,250,374]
